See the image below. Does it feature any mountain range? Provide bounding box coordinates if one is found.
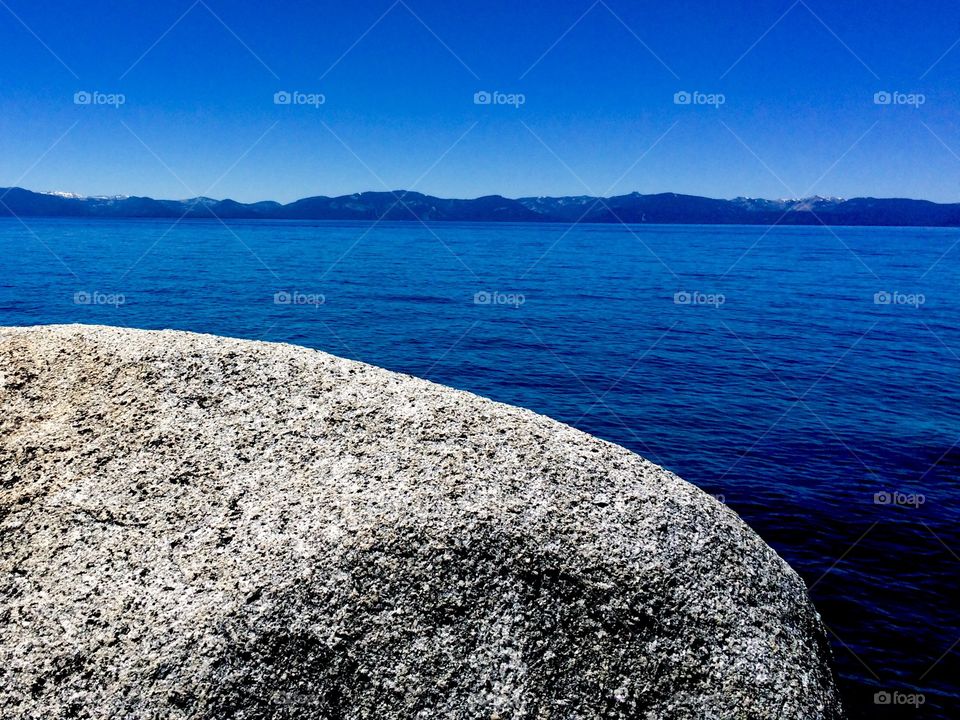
[2,187,960,226]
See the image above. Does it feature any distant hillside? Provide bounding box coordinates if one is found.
[1,187,959,226]
[516,193,960,226]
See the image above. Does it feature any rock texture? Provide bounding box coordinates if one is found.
[0,324,843,719]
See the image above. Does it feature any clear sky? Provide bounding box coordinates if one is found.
[1,0,959,203]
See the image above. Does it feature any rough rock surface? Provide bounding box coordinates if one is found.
[0,324,843,719]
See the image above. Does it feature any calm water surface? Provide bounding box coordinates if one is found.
[1,218,958,718]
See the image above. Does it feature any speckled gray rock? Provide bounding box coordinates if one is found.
[0,324,843,719]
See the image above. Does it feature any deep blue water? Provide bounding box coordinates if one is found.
[1,218,958,718]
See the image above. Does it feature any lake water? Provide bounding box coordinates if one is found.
[1,218,958,718]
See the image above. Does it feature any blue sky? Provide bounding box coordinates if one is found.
[1,0,959,202]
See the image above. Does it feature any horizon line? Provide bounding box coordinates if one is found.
[5,185,959,206]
